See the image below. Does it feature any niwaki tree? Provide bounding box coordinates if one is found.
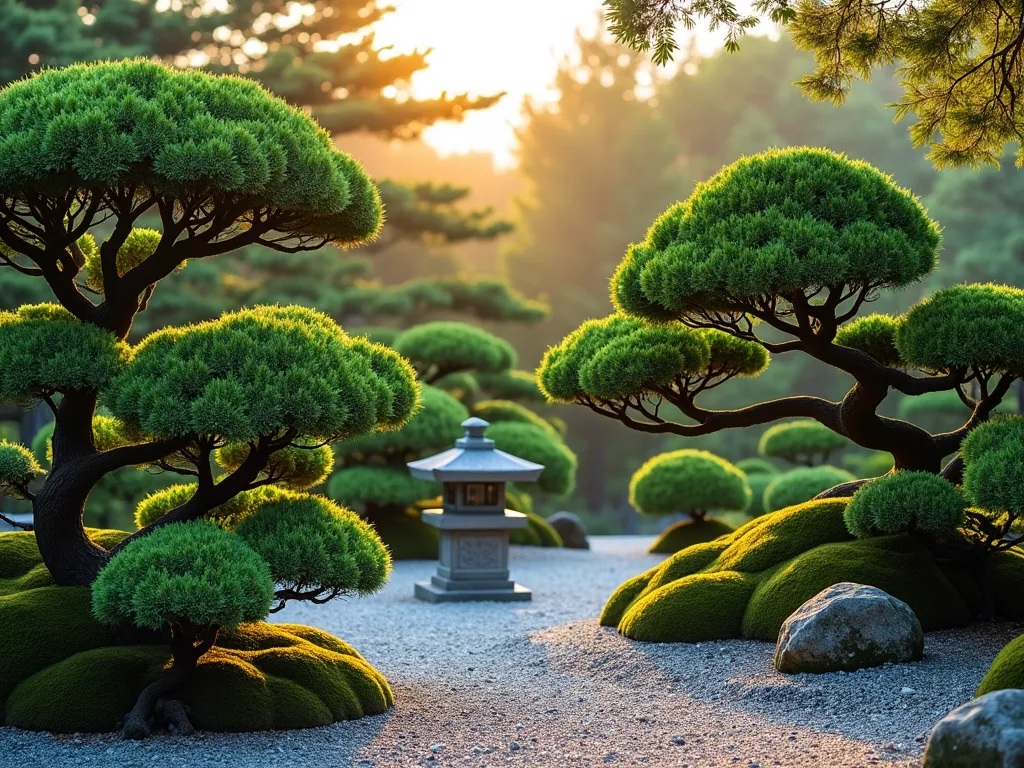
[0,60,419,591]
[758,419,850,467]
[603,0,1024,167]
[539,148,1024,493]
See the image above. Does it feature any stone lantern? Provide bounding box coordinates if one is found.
[407,417,543,602]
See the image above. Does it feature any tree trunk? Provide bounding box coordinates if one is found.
[32,459,110,586]
[122,623,217,740]
[838,382,944,472]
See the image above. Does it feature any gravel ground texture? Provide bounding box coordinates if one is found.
[1,535,1020,768]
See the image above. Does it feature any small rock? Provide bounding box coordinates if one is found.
[509,742,522,751]
[924,690,1024,767]
[429,744,445,753]
[901,687,917,695]
[773,583,924,674]
[671,736,686,746]
[547,511,589,549]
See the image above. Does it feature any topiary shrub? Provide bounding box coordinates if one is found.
[600,498,1024,643]
[763,465,855,512]
[758,420,850,466]
[977,633,1024,696]
[735,458,776,475]
[844,471,966,538]
[0,531,393,733]
[743,471,775,518]
[629,449,750,553]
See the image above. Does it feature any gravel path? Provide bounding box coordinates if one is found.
[1,536,1020,768]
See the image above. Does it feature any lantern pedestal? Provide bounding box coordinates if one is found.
[414,509,533,603]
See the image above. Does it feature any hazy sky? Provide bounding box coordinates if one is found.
[372,0,741,168]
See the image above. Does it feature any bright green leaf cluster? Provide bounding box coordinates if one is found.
[485,421,577,497]
[630,449,751,517]
[736,458,776,475]
[473,370,544,402]
[0,440,44,498]
[538,314,766,403]
[103,305,418,443]
[835,314,905,367]
[0,60,382,244]
[0,304,128,406]
[233,493,391,597]
[763,465,854,512]
[216,442,334,491]
[83,229,169,294]
[334,385,468,463]
[91,521,275,631]
[327,466,440,508]
[844,471,966,538]
[897,284,1024,374]
[758,420,849,464]
[392,321,516,375]
[611,148,940,321]
[134,484,290,530]
[962,416,1024,515]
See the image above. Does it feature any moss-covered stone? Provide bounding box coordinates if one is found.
[0,531,393,733]
[648,517,735,554]
[977,633,1024,696]
[602,498,1024,643]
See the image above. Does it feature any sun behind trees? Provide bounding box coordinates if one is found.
[0,59,421,737]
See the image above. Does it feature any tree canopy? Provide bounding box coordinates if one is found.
[630,449,750,518]
[758,420,849,466]
[603,0,1024,166]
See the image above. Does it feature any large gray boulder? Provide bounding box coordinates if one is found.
[773,582,924,674]
[923,690,1024,767]
[546,512,589,549]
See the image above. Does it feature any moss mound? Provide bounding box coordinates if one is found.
[510,512,563,547]
[977,633,1024,696]
[602,498,1024,642]
[648,518,735,554]
[0,531,393,733]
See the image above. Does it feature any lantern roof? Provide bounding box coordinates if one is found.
[407,417,545,482]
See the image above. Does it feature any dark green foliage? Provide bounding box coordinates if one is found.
[508,512,564,548]
[0,532,392,731]
[630,449,751,517]
[471,400,560,438]
[0,61,381,244]
[835,315,905,367]
[610,148,940,321]
[392,322,516,380]
[216,443,334,491]
[977,633,1024,695]
[83,229,163,294]
[538,315,766,403]
[104,305,417,443]
[961,415,1024,467]
[92,522,275,632]
[0,305,128,406]
[843,452,895,478]
[844,471,966,538]
[484,421,577,496]
[328,467,439,510]
[134,485,291,530]
[897,284,1024,373]
[758,420,850,465]
[0,441,43,498]
[736,458,776,475]
[234,494,391,599]
[763,466,855,512]
[648,518,736,555]
[334,385,468,462]
[360,510,440,561]
[600,498,1012,642]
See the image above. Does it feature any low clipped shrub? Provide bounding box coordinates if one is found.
[758,420,849,466]
[735,458,776,476]
[763,465,854,512]
[648,518,736,555]
[977,633,1024,695]
[743,472,775,518]
[844,471,966,538]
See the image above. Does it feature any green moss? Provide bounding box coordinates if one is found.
[0,540,393,732]
[619,571,757,642]
[604,497,1012,643]
[977,632,1024,695]
[649,518,735,554]
[742,535,971,640]
[510,512,563,547]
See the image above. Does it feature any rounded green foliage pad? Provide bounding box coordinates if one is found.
[0,532,393,732]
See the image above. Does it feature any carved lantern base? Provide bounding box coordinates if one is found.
[414,509,532,603]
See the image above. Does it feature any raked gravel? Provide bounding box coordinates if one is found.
[0,535,1019,768]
